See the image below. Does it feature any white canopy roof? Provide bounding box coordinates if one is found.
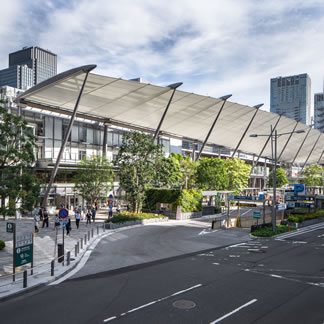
[16,65,323,165]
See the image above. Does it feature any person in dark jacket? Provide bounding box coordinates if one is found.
[42,209,49,228]
[66,218,72,235]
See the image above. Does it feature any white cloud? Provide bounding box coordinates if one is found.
[1,0,324,114]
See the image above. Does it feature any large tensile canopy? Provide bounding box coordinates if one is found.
[16,65,323,165]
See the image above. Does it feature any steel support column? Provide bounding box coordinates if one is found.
[42,65,96,207]
[102,124,108,158]
[291,126,312,165]
[196,94,232,161]
[153,82,182,142]
[277,119,300,161]
[250,114,282,175]
[299,133,321,174]
[231,103,263,158]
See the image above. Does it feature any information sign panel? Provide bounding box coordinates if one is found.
[15,232,33,267]
[253,211,261,219]
[6,222,14,233]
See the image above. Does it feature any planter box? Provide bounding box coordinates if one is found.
[288,217,324,229]
[105,217,168,229]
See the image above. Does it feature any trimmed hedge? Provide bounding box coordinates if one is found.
[108,211,167,224]
[0,240,5,250]
[144,188,202,212]
[287,209,324,223]
[251,224,296,237]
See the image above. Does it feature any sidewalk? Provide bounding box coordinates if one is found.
[0,208,110,276]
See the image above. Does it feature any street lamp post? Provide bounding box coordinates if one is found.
[250,127,305,232]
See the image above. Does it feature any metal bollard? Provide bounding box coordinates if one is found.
[91,228,94,238]
[67,251,70,266]
[80,238,83,249]
[103,224,105,232]
[84,234,87,245]
[75,245,77,257]
[51,260,55,276]
[77,241,80,253]
[88,231,90,241]
[23,270,27,288]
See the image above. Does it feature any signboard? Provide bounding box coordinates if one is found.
[59,208,69,219]
[276,204,286,211]
[229,195,265,201]
[6,222,14,233]
[294,184,306,196]
[253,211,261,219]
[15,233,33,267]
[237,203,257,207]
[287,202,296,209]
[59,218,69,227]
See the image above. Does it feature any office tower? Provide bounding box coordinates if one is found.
[314,93,324,132]
[0,65,34,90]
[270,73,311,125]
[0,46,57,90]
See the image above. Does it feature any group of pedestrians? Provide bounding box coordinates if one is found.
[34,207,49,232]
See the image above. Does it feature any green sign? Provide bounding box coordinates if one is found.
[253,211,261,219]
[6,222,14,233]
[15,244,33,267]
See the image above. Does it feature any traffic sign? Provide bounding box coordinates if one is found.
[59,208,69,219]
[253,211,261,219]
[6,222,14,233]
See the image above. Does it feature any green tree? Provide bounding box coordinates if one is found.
[195,157,229,190]
[115,131,164,213]
[0,102,40,218]
[171,153,198,189]
[225,158,251,193]
[268,168,288,188]
[155,155,182,188]
[303,164,323,186]
[74,155,113,207]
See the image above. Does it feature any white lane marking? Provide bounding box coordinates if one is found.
[241,209,252,216]
[103,284,202,323]
[103,316,117,323]
[212,263,220,265]
[275,222,324,240]
[270,274,283,279]
[199,228,219,235]
[209,299,257,324]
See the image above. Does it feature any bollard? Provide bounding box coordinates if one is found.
[67,251,70,266]
[75,244,77,257]
[77,241,80,253]
[84,234,87,245]
[91,228,94,238]
[103,224,105,232]
[23,270,27,288]
[81,238,83,249]
[88,231,90,241]
[51,260,55,276]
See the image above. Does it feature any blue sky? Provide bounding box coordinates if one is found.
[1,0,324,112]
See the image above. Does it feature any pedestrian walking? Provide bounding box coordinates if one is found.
[66,218,71,235]
[86,210,92,225]
[54,215,60,230]
[38,207,44,221]
[34,214,39,233]
[82,206,87,220]
[108,204,113,218]
[91,207,96,223]
[116,202,121,214]
[75,211,81,229]
[42,208,49,228]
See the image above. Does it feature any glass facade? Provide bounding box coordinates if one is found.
[314,93,324,132]
[0,65,33,90]
[270,73,311,125]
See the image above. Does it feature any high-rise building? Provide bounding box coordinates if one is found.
[314,93,324,132]
[270,73,311,125]
[0,46,57,90]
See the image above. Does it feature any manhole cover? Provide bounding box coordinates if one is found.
[172,300,196,310]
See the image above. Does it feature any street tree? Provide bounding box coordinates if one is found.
[115,131,164,213]
[268,167,288,188]
[0,102,40,218]
[73,155,113,208]
[155,155,182,188]
[195,157,229,190]
[225,158,251,193]
[303,164,323,186]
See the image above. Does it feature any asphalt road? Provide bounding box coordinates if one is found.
[1,222,324,324]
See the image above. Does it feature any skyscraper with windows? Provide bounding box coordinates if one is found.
[270,73,311,125]
[0,46,57,90]
[314,93,324,132]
